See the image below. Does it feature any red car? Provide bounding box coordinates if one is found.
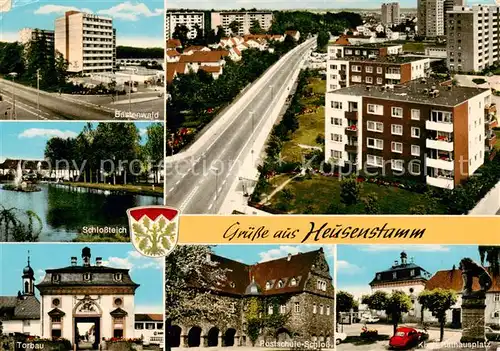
[389,327,425,349]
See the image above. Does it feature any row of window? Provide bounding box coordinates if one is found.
[51,272,123,282]
[376,269,417,280]
[135,322,164,330]
[366,155,422,173]
[267,302,332,315]
[367,138,421,155]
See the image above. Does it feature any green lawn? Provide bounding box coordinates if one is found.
[280,77,325,163]
[266,174,447,214]
[402,42,425,53]
[495,130,500,150]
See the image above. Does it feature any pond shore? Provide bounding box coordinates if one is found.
[61,181,164,197]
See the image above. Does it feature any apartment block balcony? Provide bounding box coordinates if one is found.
[385,73,401,80]
[426,136,454,152]
[345,124,358,134]
[339,70,346,81]
[486,132,497,149]
[345,142,358,152]
[426,156,454,171]
[485,102,496,115]
[426,175,454,189]
[485,114,498,129]
[345,111,358,120]
[426,120,454,133]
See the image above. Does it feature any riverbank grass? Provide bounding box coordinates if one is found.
[62,182,163,197]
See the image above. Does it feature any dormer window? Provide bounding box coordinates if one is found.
[277,280,284,288]
[230,282,236,288]
[410,269,415,277]
[290,277,297,286]
[268,305,273,315]
[52,274,61,283]
[265,281,272,290]
[377,274,381,280]
[392,272,397,279]
[83,273,92,281]
[113,273,123,281]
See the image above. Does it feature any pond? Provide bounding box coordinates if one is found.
[0,183,162,242]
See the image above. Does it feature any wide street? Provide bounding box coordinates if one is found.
[337,323,498,351]
[0,78,163,120]
[164,39,316,214]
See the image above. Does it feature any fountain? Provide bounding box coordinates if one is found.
[2,161,41,192]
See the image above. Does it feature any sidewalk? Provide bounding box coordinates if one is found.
[111,96,159,105]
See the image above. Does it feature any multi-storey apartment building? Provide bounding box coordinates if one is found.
[55,11,115,74]
[447,5,500,72]
[418,0,445,37]
[324,79,491,189]
[166,11,205,40]
[326,56,431,91]
[443,0,465,35]
[381,2,401,26]
[211,11,273,36]
[19,28,55,50]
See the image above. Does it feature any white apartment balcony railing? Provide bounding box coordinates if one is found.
[385,73,401,80]
[426,120,454,133]
[426,157,454,171]
[426,138,454,152]
[426,175,454,189]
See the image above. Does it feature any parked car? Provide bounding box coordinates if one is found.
[335,332,347,345]
[361,315,380,323]
[389,327,425,349]
[485,327,500,341]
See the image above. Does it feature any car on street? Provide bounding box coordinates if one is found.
[361,314,380,323]
[335,332,347,345]
[485,326,500,341]
[389,326,425,349]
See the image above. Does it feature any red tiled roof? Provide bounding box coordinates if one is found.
[184,45,207,52]
[334,35,351,45]
[135,313,163,322]
[166,50,180,57]
[200,65,221,73]
[285,30,298,35]
[425,268,500,293]
[166,63,186,84]
[167,39,182,49]
[232,47,241,56]
[179,51,228,64]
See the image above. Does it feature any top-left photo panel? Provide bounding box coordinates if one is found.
[0,0,164,120]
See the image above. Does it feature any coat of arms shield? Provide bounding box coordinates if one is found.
[127,206,179,257]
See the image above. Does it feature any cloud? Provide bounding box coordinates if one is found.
[139,128,148,136]
[258,245,302,262]
[359,245,450,252]
[18,128,78,139]
[35,269,45,282]
[0,31,19,42]
[97,2,162,21]
[102,250,163,271]
[34,4,92,15]
[337,260,362,274]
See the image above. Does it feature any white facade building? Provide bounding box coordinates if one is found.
[418,0,445,37]
[19,28,55,48]
[211,11,273,36]
[55,11,115,74]
[166,11,205,40]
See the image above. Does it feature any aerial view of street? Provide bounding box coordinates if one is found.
[165,3,500,216]
[0,0,164,120]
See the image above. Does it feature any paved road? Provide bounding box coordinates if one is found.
[0,78,163,120]
[164,39,315,214]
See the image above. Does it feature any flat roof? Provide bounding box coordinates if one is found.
[329,41,403,48]
[329,79,488,106]
[339,56,428,64]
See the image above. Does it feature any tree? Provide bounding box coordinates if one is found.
[143,123,164,184]
[0,42,24,75]
[340,174,362,206]
[173,24,190,45]
[479,246,500,277]
[386,291,412,334]
[54,51,68,87]
[165,246,233,351]
[418,289,457,341]
[337,291,358,323]
[362,291,389,312]
[316,30,330,52]
[250,19,264,34]
[229,20,241,35]
[362,193,379,214]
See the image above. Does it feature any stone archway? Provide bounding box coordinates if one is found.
[169,325,182,347]
[223,328,237,346]
[276,327,292,342]
[188,326,202,347]
[207,327,220,347]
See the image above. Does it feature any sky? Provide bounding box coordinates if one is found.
[212,244,335,280]
[0,121,156,161]
[0,0,163,47]
[337,245,482,300]
[0,243,164,314]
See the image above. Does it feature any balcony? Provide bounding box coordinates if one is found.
[345,125,358,133]
[486,115,498,129]
[426,120,454,133]
[426,175,454,189]
[345,143,358,152]
[345,111,358,120]
[426,157,454,171]
[426,137,454,152]
[486,132,497,149]
[485,103,496,115]
[339,70,346,81]
[385,73,401,80]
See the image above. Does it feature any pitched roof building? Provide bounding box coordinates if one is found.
[169,248,335,348]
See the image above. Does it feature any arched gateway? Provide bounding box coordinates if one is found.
[35,248,140,349]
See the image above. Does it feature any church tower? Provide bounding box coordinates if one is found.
[22,251,35,296]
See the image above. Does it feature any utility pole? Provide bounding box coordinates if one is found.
[36,68,40,110]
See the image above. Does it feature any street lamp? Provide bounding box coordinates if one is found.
[8,72,18,120]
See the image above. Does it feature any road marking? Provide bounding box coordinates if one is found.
[175,179,181,186]
[179,185,200,212]
[168,187,175,193]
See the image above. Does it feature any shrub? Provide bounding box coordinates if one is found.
[472,78,487,85]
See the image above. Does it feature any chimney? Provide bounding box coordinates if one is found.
[82,247,91,267]
[287,253,292,261]
[96,257,102,267]
[71,257,77,266]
